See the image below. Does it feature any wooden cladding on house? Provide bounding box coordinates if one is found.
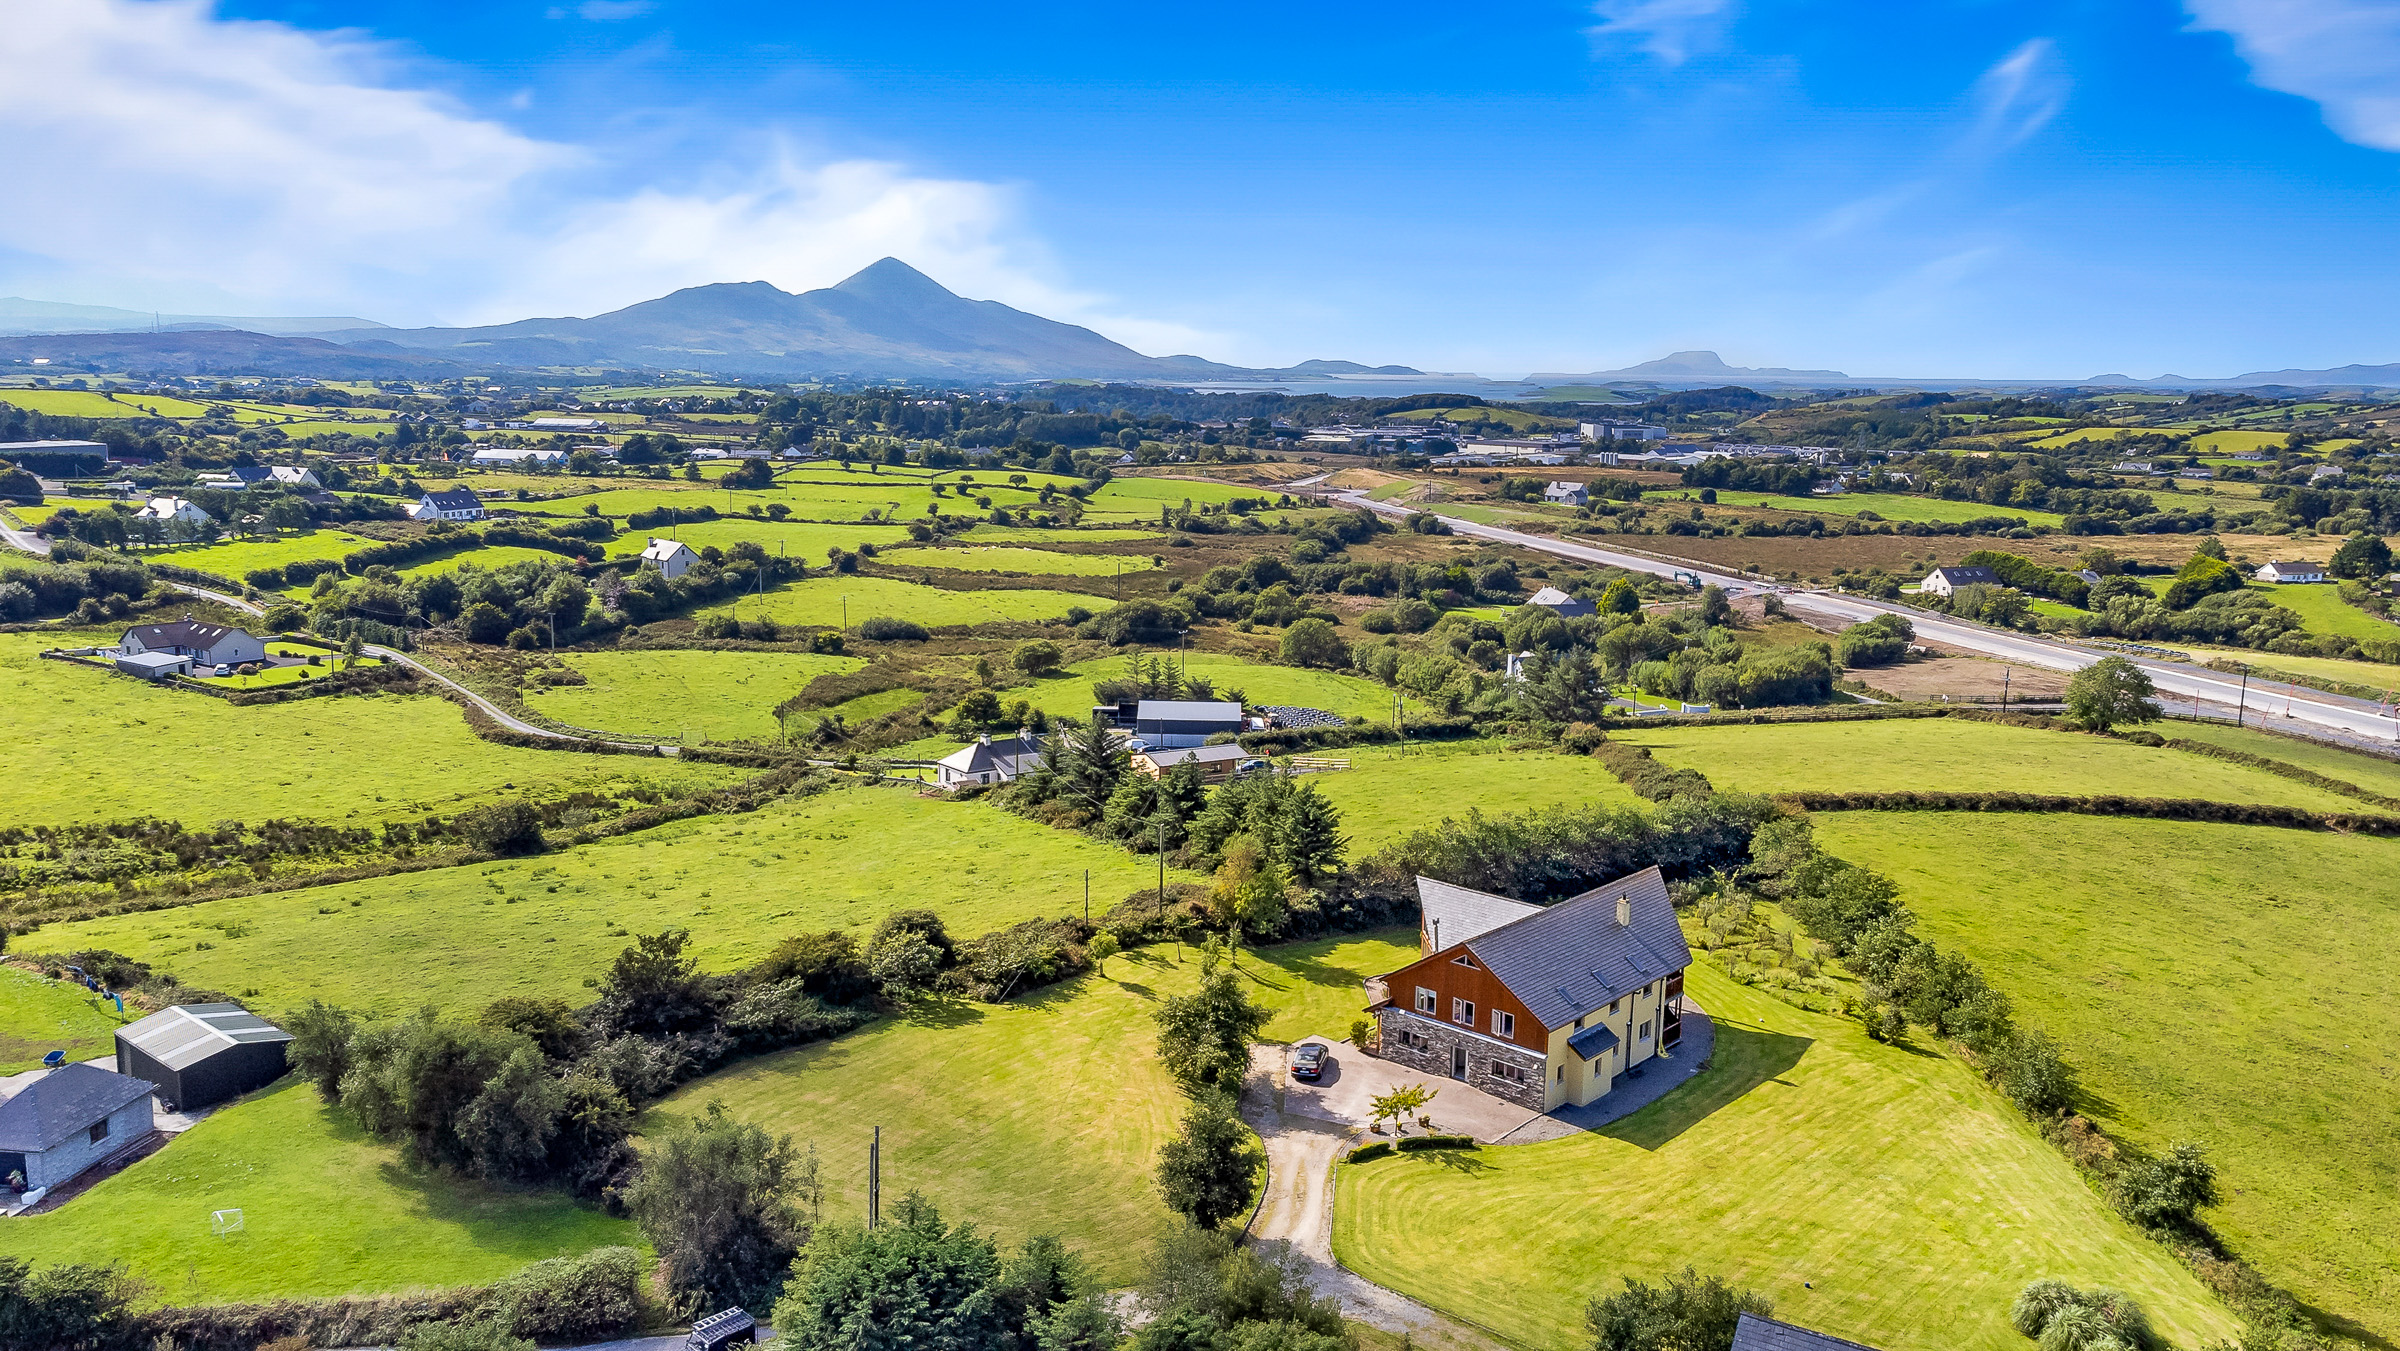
[1384,943,1546,1051]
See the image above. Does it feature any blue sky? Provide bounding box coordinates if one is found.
[4,0,2399,378]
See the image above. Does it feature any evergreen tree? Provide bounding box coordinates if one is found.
[1155,1091,1260,1229]
[1275,783,1347,888]
[625,1104,815,1314]
[1154,947,1271,1090]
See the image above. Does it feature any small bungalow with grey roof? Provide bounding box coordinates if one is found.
[1132,743,1247,783]
[639,537,700,579]
[1543,481,1589,506]
[409,486,486,522]
[1526,585,1595,618]
[120,617,266,669]
[1919,565,1999,596]
[0,1063,156,1196]
[936,733,1046,789]
[1368,867,1691,1111]
[2255,560,2326,584]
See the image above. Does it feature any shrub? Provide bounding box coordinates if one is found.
[1342,1141,1392,1164]
[2110,1140,2219,1234]
[245,566,288,588]
[858,615,929,641]
[1586,1267,1772,1351]
[2008,1279,2161,1351]
[460,800,545,856]
[1392,1133,1476,1152]
[400,1322,534,1351]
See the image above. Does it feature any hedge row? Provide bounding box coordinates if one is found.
[451,696,670,755]
[1344,1133,1479,1164]
[1237,713,1477,755]
[1590,737,1713,801]
[342,532,475,575]
[145,561,244,593]
[222,664,419,707]
[2164,737,2400,812]
[1776,788,2400,835]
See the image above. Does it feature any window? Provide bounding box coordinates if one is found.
[1608,999,1620,1015]
[1451,954,1477,969]
[1493,1062,1526,1083]
[1556,1065,1565,1083]
[1574,1015,1586,1030]
[1491,1010,1515,1038]
[1643,983,1655,998]
[1414,987,1437,1014]
[1452,998,1475,1026]
[90,1118,110,1144]
[1640,1020,1653,1041]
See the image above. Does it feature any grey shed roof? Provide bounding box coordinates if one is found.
[1136,699,1242,723]
[1730,1313,1886,1351]
[1456,865,1690,1031]
[1417,877,1540,950]
[0,1063,154,1152]
[117,1003,292,1072]
[1141,744,1247,767]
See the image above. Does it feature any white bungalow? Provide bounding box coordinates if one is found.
[639,538,700,579]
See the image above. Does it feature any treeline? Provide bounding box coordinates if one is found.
[0,553,153,623]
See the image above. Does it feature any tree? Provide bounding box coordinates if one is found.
[1367,1082,1434,1138]
[1275,784,1347,890]
[2162,552,2243,609]
[1697,584,1731,626]
[1087,931,1120,976]
[1154,1091,1258,1228]
[866,909,955,1001]
[2110,1140,2219,1234]
[625,1103,815,1314]
[1013,639,1064,676]
[772,1193,1005,1351]
[0,1258,138,1351]
[283,999,359,1101]
[344,632,365,669]
[1209,838,1288,940]
[1153,949,1271,1090]
[1278,618,1348,669]
[593,929,716,1035]
[1585,1267,1772,1351]
[1599,578,1640,615]
[2329,531,2392,580]
[2063,657,2161,734]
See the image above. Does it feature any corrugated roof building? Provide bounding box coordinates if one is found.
[114,1003,293,1111]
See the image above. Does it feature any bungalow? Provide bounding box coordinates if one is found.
[1131,743,1247,783]
[936,733,1046,789]
[471,447,569,468]
[269,465,323,490]
[2310,464,2346,484]
[120,617,266,669]
[1132,699,1243,749]
[1542,481,1589,507]
[639,538,700,579]
[132,496,211,533]
[1919,565,1999,597]
[1526,585,1596,618]
[2256,560,2326,584]
[0,1063,157,1197]
[1368,867,1692,1112]
[1730,1313,1886,1351]
[410,487,486,522]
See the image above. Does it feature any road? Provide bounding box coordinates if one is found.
[0,517,50,557]
[1331,488,2400,748]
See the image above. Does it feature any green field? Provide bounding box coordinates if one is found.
[0,630,739,827]
[33,787,1197,1018]
[663,929,1413,1284]
[2175,644,2400,694]
[1703,491,2069,528]
[0,390,207,419]
[1625,717,2369,811]
[2023,427,2143,449]
[1305,740,1642,848]
[2186,429,2293,454]
[696,575,1104,630]
[135,529,373,576]
[1003,653,1430,730]
[2163,719,2400,800]
[597,518,915,561]
[880,545,1159,577]
[526,649,863,741]
[1816,812,2400,1341]
[1332,965,2236,1351]
[2242,582,2400,643]
[396,546,573,582]
[961,524,1165,543]
[0,1079,632,1303]
[0,964,133,1072]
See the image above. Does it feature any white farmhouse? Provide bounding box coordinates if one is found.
[120,617,268,669]
[936,734,1047,788]
[639,538,700,579]
[132,496,211,539]
[2255,561,2326,584]
[409,487,486,522]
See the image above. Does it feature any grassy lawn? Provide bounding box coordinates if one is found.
[0,964,133,1072]
[397,546,575,581]
[2242,582,2400,643]
[662,929,1412,1285]
[0,631,739,827]
[1017,653,1430,728]
[2174,644,2400,694]
[33,786,1198,1018]
[0,391,208,418]
[139,529,374,576]
[697,575,1103,630]
[0,1078,633,1303]
[196,657,384,691]
[596,518,915,561]
[1332,965,2236,1351]
[527,649,863,741]
[960,524,1166,543]
[2162,719,2400,800]
[1701,491,2068,528]
[880,545,1160,577]
[2186,429,2294,454]
[1624,717,2369,811]
[1815,812,2400,1342]
[1306,740,1643,849]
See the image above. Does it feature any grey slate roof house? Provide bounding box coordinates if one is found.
[1369,867,1692,1111]
[935,734,1046,788]
[1919,565,2000,597]
[0,1063,157,1194]
[1730,1313,1887,1350]
[410,486,486,522]
[2255,560,2326,584]
[120,617,267,668]
[1543,481,1589,506]
[115,1003,294,1111]
[1526,585,1596,618]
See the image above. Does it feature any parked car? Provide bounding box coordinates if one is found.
[1235,758,1270,775]
[1291,1043,1329,1081]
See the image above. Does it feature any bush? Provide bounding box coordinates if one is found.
[245,566,288,588]
[1342,1141,1393,1164]
[1278,618,1348,669]
[2007,1279,2161,1351]
[400,1322,534,1351]
[485,1247,644,1342]
[459,800,545,855]
[1392,1133,1476,1152]
[858,615,929,641]
[2110,1140,2219,1234]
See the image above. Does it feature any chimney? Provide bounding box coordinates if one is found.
[978,733,991,746]
[1616,894,1631,927]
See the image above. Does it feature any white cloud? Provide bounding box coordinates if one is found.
[1972,38,2069,148]
[2186,0,2400,150]
[1586,0,1736,66]
[0,0,1207,349]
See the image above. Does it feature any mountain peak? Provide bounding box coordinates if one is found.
[831,257,959,306]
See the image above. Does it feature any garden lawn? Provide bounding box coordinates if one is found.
[2161,719,2400,801]
[880,545,1159,576]
[697,575,1103,630]
[597,518,914,561]
[527,649,863,741]
[0,1078,633,1303]
[1625,717,2368,811]
[658,929,1413,1285]
[0,630,739,827]
[0,964,132,1072]
[1306,740,1642,849]
[1703,491,2068,527]
[1332,965,2235,1351]
[1815,813,2400,1342]
[33,785,1196,1018]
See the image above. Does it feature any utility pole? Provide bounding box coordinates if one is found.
[868,1126,881,1231]
[842,595,848,631]
[2000,666,2009,710]
[1156,817,1166,917]
[1084,869,1090,922]
[2236,665,2249,727]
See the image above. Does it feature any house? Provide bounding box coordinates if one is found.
[936,734,1047,789]
[113,651,191,681]
[132,496,211,531]
[114,1003,293,1111]
[1543,481,1589,507]
[1131,743,1247,783]
[1368,867,1692,1111]
[471,447,568,468]
[1919,565,1999,596]
[529,417,605,432]
[2256,560,2327,584]
[0,1063,156,1196]
[1131,699,1243,749]
[1730,1313,1886,1351]
[2310,464,2346,483]
[2113,461,2155,474]
[120,618,267,669]
[269,465,323,490]
[1579,421,1669,441]
[1526,585,1596,618]
[409,487,486,522]
[2177,467,2214,480]
[639,538,701,579]
[197,465,273,489]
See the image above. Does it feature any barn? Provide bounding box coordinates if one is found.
[114,1004,293,1111]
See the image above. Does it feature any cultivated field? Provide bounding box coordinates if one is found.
[525,649,864,741]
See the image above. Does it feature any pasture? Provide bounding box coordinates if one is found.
[1699,491,2070,528]
[696,575,1104,630]
[2243,581,2399,643]
[1815,812,2400,1342]
[1305,740,1642,848]
[397,546,570,581]
[0,390,208,419]
[1332,966,2236,1351]
[0,1078,633,1303]
[661,929,1413,1284]
[2162,719,2400,800]
[0,964,131,1072]
[33,786,1197,1018]
[961,524,1165,543]
[880,545,1159,577]
[1014,653,1430,727]
[526,649,864,741]
[137,529,374,578]
[598,518,915,562]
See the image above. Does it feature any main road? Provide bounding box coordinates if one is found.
[1330,488,2400,749]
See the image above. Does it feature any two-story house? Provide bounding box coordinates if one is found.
[1368,867,1692,1112]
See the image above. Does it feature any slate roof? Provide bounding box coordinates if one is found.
[116,1003,291,1073]
[1730,1313,1886,1351]
[122,618,242,651]
[1416,877,1540,950]
[937,735,1046,774]
[1926,566,1999,587]
[1528,586,1577,606]
[1453,865,1690,1031]
[1135,699,1242,725]
[2261,561,2323,579]
[640,538,697,562]
[0,1063,153,1153]
[221,465,272,483]
[421,487,483,511]
[1567,1021,1621,1058]
[1139,744,1247,768]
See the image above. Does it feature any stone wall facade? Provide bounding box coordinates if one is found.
[1374,1008,1547,1111]
[23,1096,154,1191]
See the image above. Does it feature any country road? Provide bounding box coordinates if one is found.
[1333,489,2400,749]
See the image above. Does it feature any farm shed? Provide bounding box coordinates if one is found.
[1132,698,1243,748]
[0,1063,156,1194]
[114,651,191,680]
[114,1003,293,1111]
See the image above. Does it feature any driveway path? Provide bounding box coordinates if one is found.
[0,518,49,556]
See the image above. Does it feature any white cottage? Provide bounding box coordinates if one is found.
[639,538,700,579]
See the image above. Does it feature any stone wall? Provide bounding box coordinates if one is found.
[1374,1008,1547,1111]
[24,1097,154,1190]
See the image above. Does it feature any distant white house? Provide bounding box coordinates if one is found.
[1543,481,1589,507]
[638,538,699,579]
[2310,464,2346,484]
[2176,467,2214,480]
[1920,565,2000,596]
[1527,585,1596,618]
[937,734,1047,789]
[471,447,568,467]
[409,487,486,522]
[2255,561,2326,584]
[529,417,605,432]
[132,497,211,539]
[120,617,266,668]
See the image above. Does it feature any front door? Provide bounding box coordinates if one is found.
[1450,1045,1467,1079]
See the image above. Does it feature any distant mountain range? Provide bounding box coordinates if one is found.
[4,264,2397,391]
